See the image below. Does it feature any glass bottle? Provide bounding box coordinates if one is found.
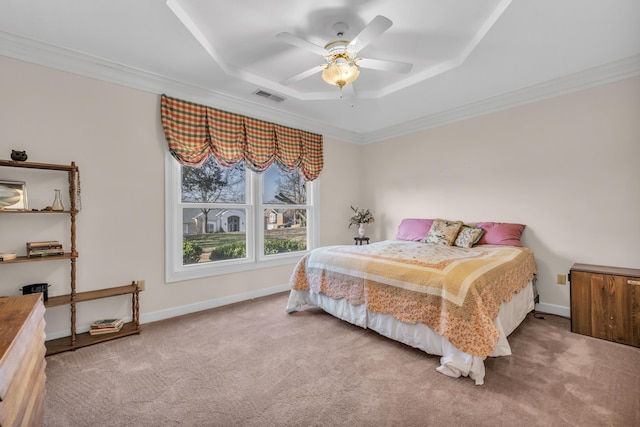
[52,189,64,211]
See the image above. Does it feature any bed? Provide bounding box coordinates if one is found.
[285,219,537,385]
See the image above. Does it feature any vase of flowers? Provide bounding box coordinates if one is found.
[348,206,374,238]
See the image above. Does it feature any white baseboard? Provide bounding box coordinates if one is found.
[139,283,290,325]
[45,284,290,341]
[535,302,570,318]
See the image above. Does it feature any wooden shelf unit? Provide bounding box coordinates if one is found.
[0,159,141,356]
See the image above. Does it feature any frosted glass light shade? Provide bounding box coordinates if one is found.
[321,61,360,88]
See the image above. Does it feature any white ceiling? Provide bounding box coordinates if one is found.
[1,0,639,144]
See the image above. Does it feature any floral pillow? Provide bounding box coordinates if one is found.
[454,225,484,248]
[423,219,463,245]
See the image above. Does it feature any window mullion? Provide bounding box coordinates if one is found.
[253,169,264,262]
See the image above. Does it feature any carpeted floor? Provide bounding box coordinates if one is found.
[44,292,640,426]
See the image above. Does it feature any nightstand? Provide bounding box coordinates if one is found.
[354,237,369,245]
[569,263,640,347]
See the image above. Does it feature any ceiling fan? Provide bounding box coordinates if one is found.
[276,15,413,92]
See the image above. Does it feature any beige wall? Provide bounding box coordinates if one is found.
[2,55,638,337]
[361,76,640,313]
[0,56,359,337]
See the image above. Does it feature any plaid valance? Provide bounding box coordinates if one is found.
[160,94,323,181]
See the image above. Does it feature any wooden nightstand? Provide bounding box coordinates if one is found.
[569,263,640,347]
[354,237,370,245]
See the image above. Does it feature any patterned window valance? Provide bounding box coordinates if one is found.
[160,94,323,181]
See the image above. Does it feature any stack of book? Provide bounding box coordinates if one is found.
[26,241,65,258]
[89,318,125,336]
[0,253,17,261]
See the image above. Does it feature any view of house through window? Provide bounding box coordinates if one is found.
[262,164,308,256]
[180,156,310,266]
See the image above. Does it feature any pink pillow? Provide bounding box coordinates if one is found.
[475,222,526,247]
[396,218,434,242]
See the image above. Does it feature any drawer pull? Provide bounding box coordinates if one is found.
[628,279,640,285]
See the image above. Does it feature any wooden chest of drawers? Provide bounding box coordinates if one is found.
[0,294,46,427]
[569,263,640,347]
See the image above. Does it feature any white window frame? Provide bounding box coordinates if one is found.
[165,152,319,283]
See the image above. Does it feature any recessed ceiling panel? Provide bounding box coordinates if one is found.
[169,0,509,99]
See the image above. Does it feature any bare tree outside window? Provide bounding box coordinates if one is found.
[274,168,306,203]
[263,166,308,255]
[181,157,247,265]
[273,168,307,226]
[181,157,245,234]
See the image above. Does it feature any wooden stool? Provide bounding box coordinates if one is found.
[354,237,370,245]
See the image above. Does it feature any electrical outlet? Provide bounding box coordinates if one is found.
[137,280,146,291]
[557,274,566,285]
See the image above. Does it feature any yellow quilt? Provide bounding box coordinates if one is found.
[290,240,537,356]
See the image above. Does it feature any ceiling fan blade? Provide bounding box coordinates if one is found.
[348,15,392,52]
[280,65,325,86]
[358,58,413,74]
[276,32,328,56]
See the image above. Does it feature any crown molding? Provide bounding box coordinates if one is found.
[362,54,640,144]
[1,31,638,145]
[0,31,361,143]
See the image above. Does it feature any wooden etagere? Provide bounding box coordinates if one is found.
[0,159,141,356]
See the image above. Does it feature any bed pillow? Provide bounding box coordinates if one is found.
[454,225,484,248]
[396,218,435,241]
[475,222,526,247]
[423,219,463,245]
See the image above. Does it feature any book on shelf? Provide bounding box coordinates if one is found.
[27,248,65,258]
[89,318,125,336]
[89,324,124,335]
[0,253,17,261]
[27,241,63,249]
[91,318,124,329]
[26,241,65,258]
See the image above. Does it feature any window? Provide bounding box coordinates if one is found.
[165,153,319,282]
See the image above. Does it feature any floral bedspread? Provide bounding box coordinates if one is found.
[289,240,537,357]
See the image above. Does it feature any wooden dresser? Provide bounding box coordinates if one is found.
[0,294,46,427]
[569,263,640,347]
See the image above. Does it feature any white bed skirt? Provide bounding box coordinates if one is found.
[286,281,534,385]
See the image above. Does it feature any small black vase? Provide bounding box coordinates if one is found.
[11,150,28,162]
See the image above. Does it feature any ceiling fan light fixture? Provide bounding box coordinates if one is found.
[321,56,360,88]
[278,15,407,91]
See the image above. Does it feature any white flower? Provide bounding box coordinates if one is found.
[348,206,374,228]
